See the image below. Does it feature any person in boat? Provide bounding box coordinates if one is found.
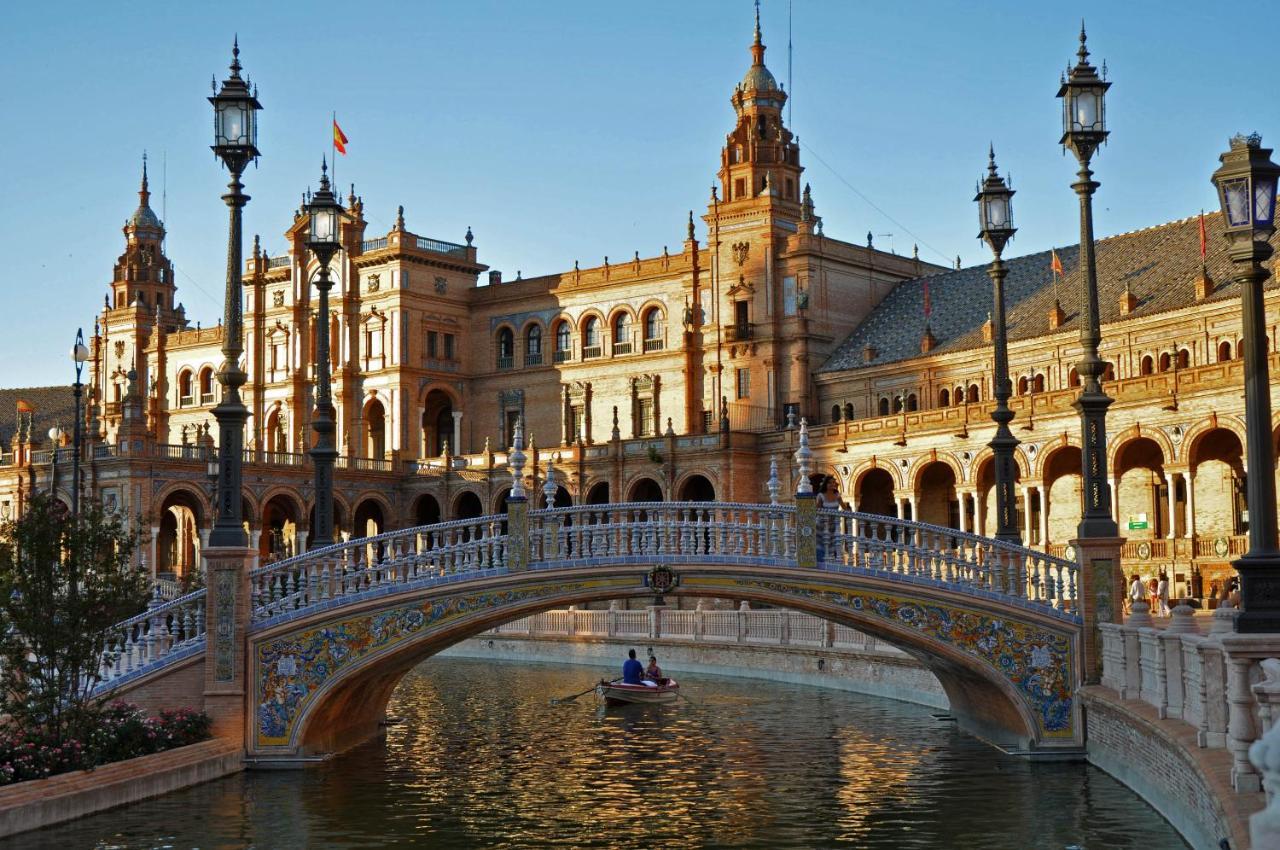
[622,649,644,685]
[645,655,664,684]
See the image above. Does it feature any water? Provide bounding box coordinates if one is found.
[5,658,1187,849]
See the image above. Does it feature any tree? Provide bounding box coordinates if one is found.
[0,494,150,742]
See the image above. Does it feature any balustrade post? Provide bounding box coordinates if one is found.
[648,605,660,640]
[607,601,619,638]
[780,611,790,646]
[737,600,748,642]
[202,544,254,749]
[824,619,835,648]
[1071,534,1125,685]
[1219,634,1280,793]
[507,496,529,571]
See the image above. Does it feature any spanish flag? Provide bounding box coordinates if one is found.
[333,119,349,156]
[1050,248,1064,278]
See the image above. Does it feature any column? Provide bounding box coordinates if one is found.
[975,490,987,537]
[957,492,970,534]
[906,495,917,522]
[416,404,425,458]
[1185,470,1196,539]
[451,410,463,456]
[1022,487,1033,544]
[1166,472,1179,539]
[150,525,161,578]
[895,497,905,520]
[1038,487,1049,549]
[1109,476,1119,522]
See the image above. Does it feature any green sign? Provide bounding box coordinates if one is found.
[1127,514,1149,531]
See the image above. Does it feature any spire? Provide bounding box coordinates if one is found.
[988,142,998,177]
[395,205,405,230]
[686,210,695,241]
[139,152,150,206]
[318,155,331,192]
[751,0,765,66]
[230,35,243,79]
[1077,19,1089,64]
[127,151,163,232]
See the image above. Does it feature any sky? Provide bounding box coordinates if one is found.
[2,0,1276,387]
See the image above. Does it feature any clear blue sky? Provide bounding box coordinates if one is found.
[2,1,1275,387]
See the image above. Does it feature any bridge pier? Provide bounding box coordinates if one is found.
[202,545,254,749]
[1073,535,1125,685]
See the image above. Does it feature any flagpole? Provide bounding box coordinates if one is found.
[331,110,336,194]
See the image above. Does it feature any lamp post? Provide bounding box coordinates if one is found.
[1210,132,1280,633]
[47,425,63,501]
[975,146,1021,545]
[304,160,342,547]
[207,39,261,548]
[71,329,88,516]
[1058,24,1118,541]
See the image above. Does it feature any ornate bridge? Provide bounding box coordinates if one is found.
[96,487,1110,762]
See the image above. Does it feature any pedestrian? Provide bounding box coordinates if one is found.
[1127,573,1144,615]
[1147,575,1159,613]
[1157,571,1170,617]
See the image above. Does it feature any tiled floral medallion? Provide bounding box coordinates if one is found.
[254,576,632,748]
[688,576,1078,740]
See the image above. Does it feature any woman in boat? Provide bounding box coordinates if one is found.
[645,655,664,684]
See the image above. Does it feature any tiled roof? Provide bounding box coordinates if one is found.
[819,212,1280,373]
[0,386,79,447]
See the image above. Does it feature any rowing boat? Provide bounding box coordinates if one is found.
[595,678,680,706]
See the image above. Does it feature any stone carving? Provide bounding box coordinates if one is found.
[367,274,380,292]
[732,241,750,266]
[272,290,285,308]
[435,276,448,293]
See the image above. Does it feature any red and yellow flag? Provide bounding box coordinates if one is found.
[1050,248,1064,278]
[333,119,349,155]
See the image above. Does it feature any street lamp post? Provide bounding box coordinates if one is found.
[47,425,63,501]
[304,161,342,548]
[1058,24,1118,541]
[975,146,1021,545]
[207,39,261,548]
[1210,132,1280,633]
[71,329,89,516]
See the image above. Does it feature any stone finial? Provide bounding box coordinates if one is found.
[543,458,557,509]
[1166,602,1200,634]
[509,417,526,498]
[686,210,695,241]
[465,225,474,246]
[611,406,621,441]
[665,417,674,436]
[441,439,450,458]
[1126,599,1153,628]
[1210,605,1239,635]
[767,457,780,505]
[795,418,813,494]
[395,205,405,231]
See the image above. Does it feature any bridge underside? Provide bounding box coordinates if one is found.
[241,564,1080,762]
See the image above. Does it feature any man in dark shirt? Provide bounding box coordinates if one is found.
[622,649,644,684]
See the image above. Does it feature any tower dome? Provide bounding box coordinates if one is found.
[739,3,778,92]
[128,156,163,232]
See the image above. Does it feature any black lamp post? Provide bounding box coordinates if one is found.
[1058,24,1118,541]
[47,424,63,501]
[207,39,261,549]
[304,161,342,547]
[70,329,88,516]
[975,146,1021,545]
[1210,132,1280,632]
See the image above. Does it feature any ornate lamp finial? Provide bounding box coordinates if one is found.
[795,418,813,494]
[395,205,405,230]
[509,417,526,498]
[543,458,557,509]
[465,225,474,246]
[687,210,695,241]
[767,458,780,505]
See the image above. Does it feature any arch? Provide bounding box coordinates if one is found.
[154,486,208,582]
[452,491,483,520]
[1017,376,1029,396]
[351,493,392,539]
[626,477,664,502]
[1067,368,1080,388]
[938,388,950,408]
[198,366,215,400]
[1218,340,1233,363]
[831,404,841,424]
[914,461,958,528]
[1040,442,1084,547]
[579,313,603,349]
[970,446,1031,483]
[305,499,345,550]
[877,397,890,416]
[972,449,1026,539]
[1033,374,1046,393]
[1107,425,1176,476]
[493,487,512,514]
[523,323,543,364]
[609,308,634,341]
[850,457,903,494]
[908,453,963,492]
[264,406,287,454]
[363,397,387,460]
[905,394,918,412]
[966,384,980,404]
[272,570,1067,760]
[495,326,515,368]
[261,492,303,564]
[177,369,194,404]
[421,387,455,457]
[854,467,897,517]
[553,319,572,360]
[676,473,716,502]
[844,403,855,421]
[1181,416,1249,468]
[1112,435,1171,539]
[1139,354,1154,376]
[641,305,664,344]
[412,493,441,526]
[584,481,610,505]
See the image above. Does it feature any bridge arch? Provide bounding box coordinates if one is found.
[254,564,1073,761]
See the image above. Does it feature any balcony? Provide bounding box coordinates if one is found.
[726,323,753,342]
[643,338,665,353]
[553,349,572,364]
[362,237,388,252]
[612,341,632,356]
[267,255,291,269]
[582,345,602,360]
[525,351,543,366]
[497,356,514,371]
[415,236,469,257]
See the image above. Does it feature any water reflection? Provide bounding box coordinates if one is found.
[2,658,1187,849]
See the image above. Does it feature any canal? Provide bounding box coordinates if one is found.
[5,657,1186,849]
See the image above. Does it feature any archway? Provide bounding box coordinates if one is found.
[1114,437,1169,539]
[413,494,441,526]
[626,477,664,502]
[305,501,345,550]
[155,488,205,582]
[494,488,512,514]
[974,455,1023,539]
[585,482,610,505]
[352,499,386,540]
[262,493,303,564]
[915,462,957,529]
[677,474,716,502]
[1041,446,1083,550]
[422,389,454,457]
[855,468,895,517]
[364,398,386,460]
[453,491,483,520]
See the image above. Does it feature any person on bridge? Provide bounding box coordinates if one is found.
[622,649,644,685]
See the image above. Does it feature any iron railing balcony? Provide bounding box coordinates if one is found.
[726,323,753,342]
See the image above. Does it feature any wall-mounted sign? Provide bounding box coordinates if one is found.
[1127,513,1149,531]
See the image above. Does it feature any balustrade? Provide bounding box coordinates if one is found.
[96,589,207,690]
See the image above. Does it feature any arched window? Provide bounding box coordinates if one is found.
[1218,340,1233,362]
[1068,368,1081,387]
[554,321,572,363]
[1159,352,1172,373]
[966,384,979,403]
[954,387,965,407]
[938,388,950,407]
[525,325,542,365]
[496,328,514,369]
[1177,348,1190,369]
[1103,362,1116,382]
[643,308,664,352]
[906,394,918,412]
[1033,374,1046,393]
[1140,355,1154,376]
[178,370,193,405]
[844,403,855,421]
[612,313,632,354]
[582,317,601,357]
[198,367,214,402]
[1017,376,1029,396]
[831,404,841,424]
[878,397,890,416]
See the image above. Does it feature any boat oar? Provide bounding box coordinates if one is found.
[551,679,616,704]
[674,690,700,707]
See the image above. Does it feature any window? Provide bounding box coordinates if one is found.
[938,388,950,407]
[734,178,745,200]
[643,308,664,346]
[571,406,585,442]
[878,397,890,416]
[844,403,855,421]
[198,367,214,403]
[906,394,918,412]
[612,314,632,354]
[735,300,749,326]
[582,317,601,358]
[782,276,797,316]
[1218,341,1233,362]
[497,328,514,369]
[831,404,841,424]
[443,333,455,360]
[554,322,572,363]
[178,371,193,405]
[427,331,438,359]
[1140,355,1154,376]
[637,398,654,436]
[504,410,520,447]
[966,384,979,403]
[1033,374,1046,393]
[525,325,542,365]
[735,367,751,399]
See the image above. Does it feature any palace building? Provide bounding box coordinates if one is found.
[1,15,1277,604]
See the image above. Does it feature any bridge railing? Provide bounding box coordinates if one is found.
[528,501,797,563]
[97,587,207,690]
[819,510,1078,613]
[249,514,511,622]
